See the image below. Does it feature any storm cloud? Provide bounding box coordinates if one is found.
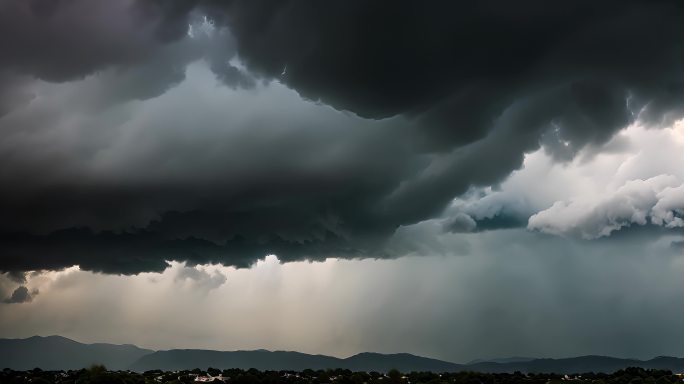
[2,0,684,275]
[2,286,36,304]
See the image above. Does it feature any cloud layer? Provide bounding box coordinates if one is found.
[1,0,684,274]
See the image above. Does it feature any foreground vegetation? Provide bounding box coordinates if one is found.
[2,365,682,384]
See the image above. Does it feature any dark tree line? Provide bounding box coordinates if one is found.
[1,365,681,384]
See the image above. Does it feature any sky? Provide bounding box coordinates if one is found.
[1,0,684,363]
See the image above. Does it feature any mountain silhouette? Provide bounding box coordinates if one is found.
[3,336,684,374]
[466,355,684,374]
[128,350,462,372]
[0,335,152,370]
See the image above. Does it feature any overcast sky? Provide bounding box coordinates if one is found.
[1,0,684,363]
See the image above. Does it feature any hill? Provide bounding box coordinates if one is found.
[4,336,684,374]
[342,352,461,372]
[0,335,152,370]
[467,355,684,374]
[128,350,462,372]
[128,349,341,371]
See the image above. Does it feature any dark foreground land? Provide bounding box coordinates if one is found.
[2,366,683,384]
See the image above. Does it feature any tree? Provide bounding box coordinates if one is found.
[388,369,403,384]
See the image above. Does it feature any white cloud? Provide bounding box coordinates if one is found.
[528,175,683,238]
[443,121,684,239]
[174,264,227,292]
[651,184,684,228]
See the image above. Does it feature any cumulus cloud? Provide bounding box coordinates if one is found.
[528,175,684,239]
[443,188,532,233]
[175,265,227,292]
[2,286,37,304]
[443,213,478,233]
[651,184,684,228]
[433,123,684,240]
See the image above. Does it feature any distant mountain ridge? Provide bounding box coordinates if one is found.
[466,355,684,374]
[0,335,152,371]
[3,336,684,374]
[129,350,461,372]
[467,356,537,365]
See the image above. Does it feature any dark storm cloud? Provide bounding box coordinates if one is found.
[0,225,361,275]
[4,271,27,284]
[0,0,189,82]
[201,0,684,222]
[2,286,36,304]
[0,79,408,274]
[2,0,684,274]
[208,0,682,126]
[0,0,242,113]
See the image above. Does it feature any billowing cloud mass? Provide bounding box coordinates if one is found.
[1,0,684,275]
[437,122,684,237]
[529,176,684,239]
[2,286,37,304]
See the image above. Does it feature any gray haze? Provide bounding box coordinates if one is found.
[1,229,683,362]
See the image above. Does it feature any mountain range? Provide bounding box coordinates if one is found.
[2,336,684,374]
[0,335,151,371]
